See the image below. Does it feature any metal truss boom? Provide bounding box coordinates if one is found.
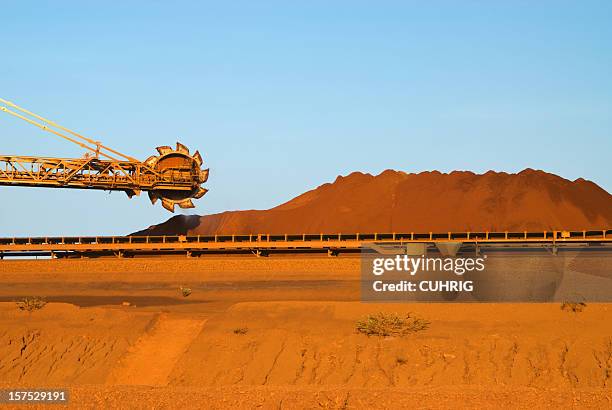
[0,155,195,195]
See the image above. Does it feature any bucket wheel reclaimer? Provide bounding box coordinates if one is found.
[0,98,209,212]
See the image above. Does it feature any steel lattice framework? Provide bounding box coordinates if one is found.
[0,98,208,211]
[0,156,198,197]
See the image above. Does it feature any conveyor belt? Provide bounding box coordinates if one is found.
[0,229,609,258]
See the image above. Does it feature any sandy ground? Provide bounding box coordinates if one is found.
[0,256,611,408]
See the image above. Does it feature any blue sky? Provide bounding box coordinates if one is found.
[1,1,611,236]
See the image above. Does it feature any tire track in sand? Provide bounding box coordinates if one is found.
[106,314,206,386]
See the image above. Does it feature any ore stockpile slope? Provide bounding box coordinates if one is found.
[135,169,612,236]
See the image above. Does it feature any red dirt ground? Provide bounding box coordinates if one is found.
[0,258,611,408]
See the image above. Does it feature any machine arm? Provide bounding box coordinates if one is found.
[0,98,209,212]
[0,155,194,196]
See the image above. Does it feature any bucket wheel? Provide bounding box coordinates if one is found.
[144,142,209,212]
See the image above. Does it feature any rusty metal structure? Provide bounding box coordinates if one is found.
[0,98,208,212]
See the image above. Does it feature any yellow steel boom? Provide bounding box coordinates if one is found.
[0,98,208,212]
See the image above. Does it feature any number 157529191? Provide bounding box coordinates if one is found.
[1,389,68,403]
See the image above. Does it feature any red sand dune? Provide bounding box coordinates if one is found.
[136,169,612,235]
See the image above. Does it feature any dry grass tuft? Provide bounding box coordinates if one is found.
[356,312,429,337]
[561,301,586,313]
[16,296,47,312]
[396,356,408,365]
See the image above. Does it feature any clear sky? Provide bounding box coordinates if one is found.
[1,1,611,236]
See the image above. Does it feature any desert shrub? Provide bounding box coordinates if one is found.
[233,327,248,335]
[180,286,192,297]
[317,393,350,410]
[396,356,408,365]
[356,312,429,337]
[561,301,586,313]
[16,296,47,312]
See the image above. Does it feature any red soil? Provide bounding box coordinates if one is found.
[138,169,612,235]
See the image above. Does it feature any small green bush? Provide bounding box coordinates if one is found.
[356,312,429,337]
